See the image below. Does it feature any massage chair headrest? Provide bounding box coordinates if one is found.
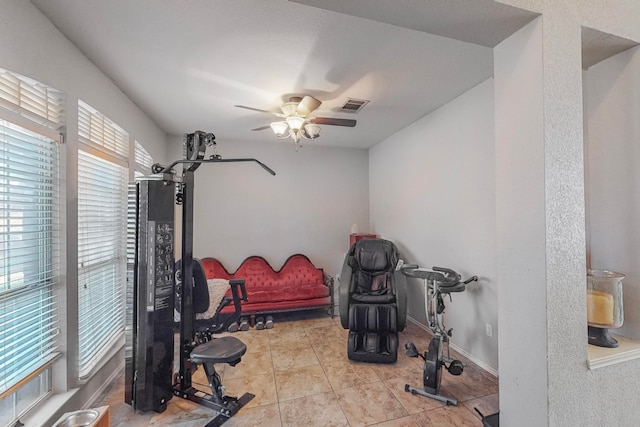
[354,239,395,273]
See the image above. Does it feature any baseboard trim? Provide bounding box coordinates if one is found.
[406,315,499,378]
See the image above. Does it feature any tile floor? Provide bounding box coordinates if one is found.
[95,313,499,426]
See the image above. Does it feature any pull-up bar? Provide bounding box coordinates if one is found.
[158,157,276,176]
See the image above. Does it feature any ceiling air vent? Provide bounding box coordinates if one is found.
[340,98,369,114]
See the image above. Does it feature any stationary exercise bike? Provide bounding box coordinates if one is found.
[401,264,477,406]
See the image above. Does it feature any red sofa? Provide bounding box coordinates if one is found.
[199,254,333,315]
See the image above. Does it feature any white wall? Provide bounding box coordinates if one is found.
[167,135,369,276]
[0,1,168,424]
[493,18,548,426]
[369,78,498,371]
[585,45,640,340]
[1,0,167,163]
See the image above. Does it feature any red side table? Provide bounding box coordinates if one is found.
[349,233,379,247]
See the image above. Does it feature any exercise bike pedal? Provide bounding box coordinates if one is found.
[405,342,419,358]
[447,359,464,376]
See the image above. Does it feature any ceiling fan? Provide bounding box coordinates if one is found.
[235,95,356,148]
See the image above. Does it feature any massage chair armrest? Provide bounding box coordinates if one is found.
[394,269,408,331]
[339,257,353,329]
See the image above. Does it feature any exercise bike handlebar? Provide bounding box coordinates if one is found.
[432,266,461,284]
[401,264,478,292]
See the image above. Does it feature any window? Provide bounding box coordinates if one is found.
[0,70,62,427]
[134,140,153,178]
[78,100,128,159]
[77,101,128,378]
[0,68,64,129]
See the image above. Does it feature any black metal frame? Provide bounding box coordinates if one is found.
[170,131,274,423]
[127,131,275,424]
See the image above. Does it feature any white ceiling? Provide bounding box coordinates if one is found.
[31,0,540,149]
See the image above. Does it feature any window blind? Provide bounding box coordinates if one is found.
[134,140,153,175]
[0,68,64,130]
[77,100,129,378]
[0,119,60,396]
[77,150,128,377]
[78,101,128,160]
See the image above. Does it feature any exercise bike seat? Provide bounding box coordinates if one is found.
[191,336,246,365]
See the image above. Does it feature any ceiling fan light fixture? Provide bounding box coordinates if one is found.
[285,116,305,131]
[304,123,321,139]
[280,101,298,117]
[270,121,288,137]
[236,95,356,150]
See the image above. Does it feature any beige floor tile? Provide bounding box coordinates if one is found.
[440,364,498,402]
[373,416,421,427]
[335,381,408,427]
[322,359,381,391]
[463,392,499,420]
[410,411,436,427]
[279,391,349,427]
[235,330,271,354]
[108,405,156,427]
[414,404,480,427]
[222,351,274,380]
[190,363,213,388]
[93,315,497,427]
[274,364,332,401]
[307,331,348,352]
[313,342,350,366]
[399,333,433,358]
[224,402,282,427]
[384,377,445,414]
[271,341,321,371]
[146,398,217,426]
[269,333,312,352]
[222,372,277,408]
[368,351,423,381]
[267,326,309,345]
[292,315,336,330]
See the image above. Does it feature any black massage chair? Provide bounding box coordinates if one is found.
[339,238,408,363]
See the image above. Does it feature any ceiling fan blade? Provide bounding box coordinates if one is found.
[296,95,322,116]
[311,117,357,127]
[251,125,271,131]
[235,105,278,115]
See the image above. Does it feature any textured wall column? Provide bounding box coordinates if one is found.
[537,12,593,426]
[497,1,640,425]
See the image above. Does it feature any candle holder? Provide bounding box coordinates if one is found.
[587,269,625,348]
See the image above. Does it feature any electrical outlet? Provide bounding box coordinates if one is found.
[486,323,493,337]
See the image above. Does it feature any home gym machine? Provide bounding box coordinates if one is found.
[125,131,275,425]
[400,264,477,406]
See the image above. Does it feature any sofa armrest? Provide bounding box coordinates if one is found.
[323,271,334,318]
[322,271,333,288]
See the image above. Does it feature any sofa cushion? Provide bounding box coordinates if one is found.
[279,254,323,286]
[200,257,232,280]
[235,256,279,288]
